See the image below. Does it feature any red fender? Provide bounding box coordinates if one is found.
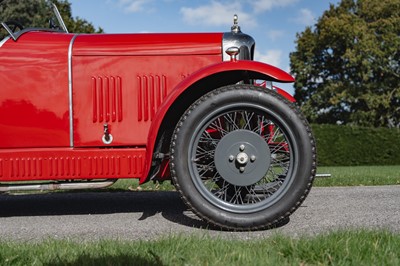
[274,86,296,103]
[257,81,296,103]
[140,60,294,183]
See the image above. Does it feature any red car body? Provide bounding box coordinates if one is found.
[0,31,293,183]
[0,6,316,230]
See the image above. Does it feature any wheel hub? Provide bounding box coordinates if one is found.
[236,152,249,165]
[214,130,271,186]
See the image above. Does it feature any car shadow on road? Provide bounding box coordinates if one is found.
[0,191,212,229]
[0,190,289,231]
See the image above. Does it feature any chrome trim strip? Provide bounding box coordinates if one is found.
[68,34,79,147]
[0,36,10,47]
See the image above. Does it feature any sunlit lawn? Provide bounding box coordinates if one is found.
[1,230,399,265]
[315,165,400,187]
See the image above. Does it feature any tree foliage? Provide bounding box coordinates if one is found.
[290,0,400,128]
[0,0,102,39]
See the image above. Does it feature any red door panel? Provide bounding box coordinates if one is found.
[0,32,72,148]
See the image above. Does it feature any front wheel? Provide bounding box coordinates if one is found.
[170,84,316,230]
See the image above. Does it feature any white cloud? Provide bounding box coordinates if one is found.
[250,0,299,13]
[117,0,153,13]
[266,29,285,41]
[291,8,315,25]
[254,49,283,67]
[180,1,257,28]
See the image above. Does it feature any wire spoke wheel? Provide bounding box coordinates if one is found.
[194,110,289,211]
[170,85,316,230]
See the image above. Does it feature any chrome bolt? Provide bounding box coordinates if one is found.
[250,155,256,162]
[236,152,249,165]
[239,167,245,173]
[228,155,235,162]
[239,144,245,151]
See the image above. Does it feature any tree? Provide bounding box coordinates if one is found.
[0,0,102,39]
[290,0,400,128]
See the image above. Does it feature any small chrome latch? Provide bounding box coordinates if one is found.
[102,123,113,144]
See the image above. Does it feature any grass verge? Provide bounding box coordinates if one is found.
[315,165,400,187]
[0,230,399,265]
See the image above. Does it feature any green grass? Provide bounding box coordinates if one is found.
[315,165,400,187]
[108,179,175,191]
[0,230,399,265]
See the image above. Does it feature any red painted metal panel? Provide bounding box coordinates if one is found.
[73,33,222,56]
[0,148,145,182]
[274,86,296,102]
[0,32,72,148]
[137,74,168,122]
[92,76,123,123]
[72,54,220,147]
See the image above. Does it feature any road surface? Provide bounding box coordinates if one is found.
[1,186,399,241]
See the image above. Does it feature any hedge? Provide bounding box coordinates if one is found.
[311,124,400,166]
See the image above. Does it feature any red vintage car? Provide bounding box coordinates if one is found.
[0,5,316,230]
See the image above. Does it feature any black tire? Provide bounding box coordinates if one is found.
[170,84,316,230]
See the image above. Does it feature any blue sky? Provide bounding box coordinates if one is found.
[68,0,340,95]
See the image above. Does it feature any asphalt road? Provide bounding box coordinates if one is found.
[1,186,399,242]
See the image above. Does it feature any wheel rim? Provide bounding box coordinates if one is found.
[188,103,298,214]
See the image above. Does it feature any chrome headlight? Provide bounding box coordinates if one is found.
[222,14,255,61]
